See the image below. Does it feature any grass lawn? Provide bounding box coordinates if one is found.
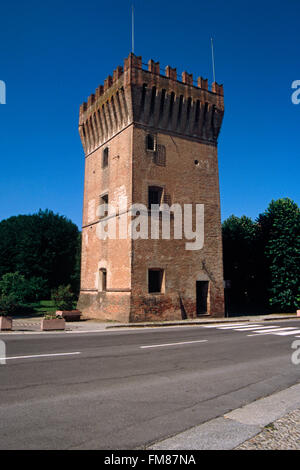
[14,300,77,318]
[33,300,57,316]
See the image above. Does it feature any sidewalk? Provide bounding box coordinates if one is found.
[149,383,300,450]
[6,319,119,333]
[236,408,300,450]
[3,313,299,333]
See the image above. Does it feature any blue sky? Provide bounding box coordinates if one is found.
[0,0,299,228]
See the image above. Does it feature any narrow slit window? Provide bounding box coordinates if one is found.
[146,133,156,151]
[99,268,107,292]
[102,147,109,168]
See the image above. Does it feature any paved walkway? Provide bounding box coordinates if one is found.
[9,319,117,332]
[236,409,300,450]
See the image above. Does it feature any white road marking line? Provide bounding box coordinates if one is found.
[203,323,246,328]
[0,352,81,361]
[140,340,208,349]
[247,327,297,337]
[256,327,295,333]
[219,324,261,330]
[234,325,281,331]
[273,330,300,336]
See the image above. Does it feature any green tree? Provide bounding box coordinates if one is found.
[0,210,80,294]
[222,215,263,313]
[257,198,300,312]
[70,232,81,296]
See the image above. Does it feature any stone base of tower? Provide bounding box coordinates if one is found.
[77,291,131,323]
[77,288,224,323]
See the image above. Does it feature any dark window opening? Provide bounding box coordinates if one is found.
[99,193,109,218]
[99,268,107,292]
[146,133,156,151]
[148,269,164,293]
[196,281,209,316]
[101,194,108,204]
[102,147,109,168]
[148,186,163,209]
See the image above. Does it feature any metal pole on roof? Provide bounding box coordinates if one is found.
[132,4,135,54]
[211,37,216,83]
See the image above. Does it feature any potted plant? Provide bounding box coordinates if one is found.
[41,312,65,331]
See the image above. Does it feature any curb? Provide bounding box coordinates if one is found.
[149,382,300,450]
[106,316,298,329]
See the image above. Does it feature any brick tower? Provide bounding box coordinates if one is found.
[77,53,225,322]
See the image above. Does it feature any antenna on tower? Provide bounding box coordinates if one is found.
[211,37,216,83]
[132,4,135,54]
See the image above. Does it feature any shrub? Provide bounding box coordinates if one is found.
[0,294,20,316]
[0,272,48,303]
[0,272,28,302]
[0,294,33,316]
[51,285,75,311]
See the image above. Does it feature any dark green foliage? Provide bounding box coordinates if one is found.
[0,272,48,303]
[0,294,20,316]
[0,294,33,316]
[0,209,81,295]
[0,272,29,302]
[0,272,48,316]
[70,232,81,296]
[223,198,300,314]
[27,276,49,301]
[257,198,300,312]
[222,215,264,313]
[51,284,75,311]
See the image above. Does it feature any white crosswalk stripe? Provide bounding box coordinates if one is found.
[269,329,300,336]
[219,324,261,330]
[202,323,300,339]
[203,323,246,328]
[247,327,296,336]
[234,326,282,331]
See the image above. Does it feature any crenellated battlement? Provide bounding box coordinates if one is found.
[79,53,224,155]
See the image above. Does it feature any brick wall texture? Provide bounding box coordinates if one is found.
[77,53,225,321]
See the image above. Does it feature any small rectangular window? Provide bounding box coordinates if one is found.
[146,134,156,151]
[148,186,163,209]
[99,193,109,218]
[102,147,109,168]
[148,269,164,294]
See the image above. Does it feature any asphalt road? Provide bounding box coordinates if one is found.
[0,319,300,449]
